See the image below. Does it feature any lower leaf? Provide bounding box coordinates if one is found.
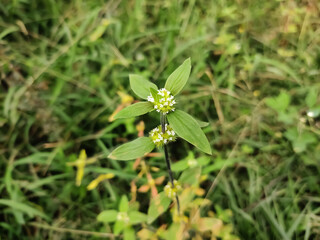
[167,110,212,155]
[147,192,171,224]
[108,137,155,161]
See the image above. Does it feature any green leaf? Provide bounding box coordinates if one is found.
[164,58,191,96]
[97,210,118,223]
[265,91,290,112]
[164,223,183,240]
[197,156,211,166]
[108,137,155,161]
[128,211,147,224]
[305,88,318,108]
[167,110,212,154]
[114,102,154,119]
[150,87,160,102]
[129,74,158,99]
[124,227,136,240]
[284,128,317,153]
[277,107,297,124]
[114,220,125,235]
[179,167,201,185]
[171,152,196,172]
[196,119,209,128]
[119,195,129,212]
[0,199,48,220]
[147,192,171,224]
[171,160,188,172]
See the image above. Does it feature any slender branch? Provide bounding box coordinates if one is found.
[163,144,174,186]
[161,114,181,214]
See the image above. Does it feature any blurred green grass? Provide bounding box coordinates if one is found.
[0,0,320,239]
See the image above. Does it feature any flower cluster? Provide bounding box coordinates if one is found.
[147,88,176,114]
[164,180,182,199]
[117,212,129,223]
[149,124,176,147]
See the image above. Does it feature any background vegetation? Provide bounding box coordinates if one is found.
[1,0,320,239]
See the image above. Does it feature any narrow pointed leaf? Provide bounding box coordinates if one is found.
[196,119,209,128]
[108,137,155,160]
[114,102,154,119]
[0,199,48,220]
[179,167,201,185]
[119,195,129,212]
[150,87,160,102]
[147,192,171,224]
[128,211,147,224]
[164,58,191,96]
[97,210,118,223]
[171,160,188,172]
[129,74,158,99]
[114,220,125,235]
[167,110,212,154]
[124,227,136,240]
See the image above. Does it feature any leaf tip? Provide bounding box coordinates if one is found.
[206,148,212,155]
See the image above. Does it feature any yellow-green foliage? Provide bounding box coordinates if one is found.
[0,0,319,239]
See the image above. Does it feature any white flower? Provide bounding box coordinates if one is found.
[149,125,177,147]
[147,95,154,102]
[164,180,182,199]
[147,88,176,114]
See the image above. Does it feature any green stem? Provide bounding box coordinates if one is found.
[161,114,181,214]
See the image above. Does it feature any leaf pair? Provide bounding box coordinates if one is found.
[114,58,191,120]
[109,58,212,160]
[97,195,147,236]
[108,109,212,161]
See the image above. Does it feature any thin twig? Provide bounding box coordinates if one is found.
[161,114,181,214]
